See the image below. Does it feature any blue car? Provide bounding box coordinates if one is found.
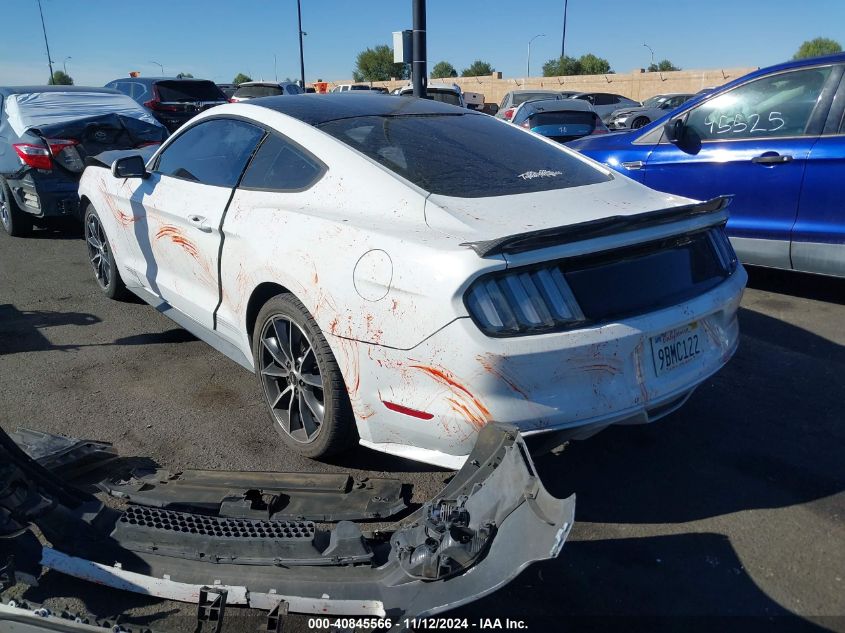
[569,54,845,278]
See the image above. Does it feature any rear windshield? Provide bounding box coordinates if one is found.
[513,92,560,106]
[234,85,284,98]
[427,91,462,106]
[318,113,611,198]
[156,81,226,102]
[530,111,598,133]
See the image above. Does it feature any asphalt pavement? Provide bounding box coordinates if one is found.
[1,224,843,632]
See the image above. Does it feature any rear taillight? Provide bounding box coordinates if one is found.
[503,108,515,121]
[136,141,161,148]
[143,98,179,112]
[465,266,586,336]
[13,143,52,170]
[228,97,237,103]
[46,138,84,172]
[520,120,530,128]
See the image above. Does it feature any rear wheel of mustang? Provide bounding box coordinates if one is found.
[252,293,356,458]
[84,204,128,300]
[631,116,650,129]
[0,176,32,237]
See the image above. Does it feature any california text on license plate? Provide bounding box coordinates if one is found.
[650,321,706,377]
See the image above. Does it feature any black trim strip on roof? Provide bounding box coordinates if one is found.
[460,195,733,257]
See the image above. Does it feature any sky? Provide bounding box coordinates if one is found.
[1,0,843,87]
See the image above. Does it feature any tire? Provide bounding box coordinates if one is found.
[252,293,357,459]
[631,116,650,129]
[0,177,32,237]
[83,204,128,300]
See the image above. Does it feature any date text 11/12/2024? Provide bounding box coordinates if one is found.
[307,617,529,630]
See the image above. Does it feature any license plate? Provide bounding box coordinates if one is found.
[650,321,706,377]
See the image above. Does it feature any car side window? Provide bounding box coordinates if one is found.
[155,119,265,187]
[239,134,325,191]
[684,66,832,141]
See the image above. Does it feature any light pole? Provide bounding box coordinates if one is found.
[37,0,54,83]
[643,43,655,70]
[150,60,164,75]
[297,0,306,88]
[527,33,546,77]
[561,0,569,59]
[63,56,71,75]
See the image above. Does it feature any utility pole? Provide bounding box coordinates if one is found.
[63,56,71,75]
[297,0,306,88]
[412,0,427,97]
[561,0,569,59]
[37,0,54,83]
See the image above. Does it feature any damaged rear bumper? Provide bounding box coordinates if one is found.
[1,423,574,625]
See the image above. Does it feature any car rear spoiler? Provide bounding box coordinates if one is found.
[461,195,732,257]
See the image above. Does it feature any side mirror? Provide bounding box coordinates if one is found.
[664,117,686,144]
[112,155,148,179]
[486,104,499,115]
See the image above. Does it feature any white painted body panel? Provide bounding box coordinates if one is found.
[79,102,746,466]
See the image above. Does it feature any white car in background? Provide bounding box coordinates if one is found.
[78,94,745,468]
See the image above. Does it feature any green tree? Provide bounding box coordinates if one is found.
[431,61,458,79]
[578,53,612,75]
[543,55,581,76]
[793,37,842,60]
[50,70,73,85]
[461,60,494,77]
[648,59,680,72]
[542,53,611,76]
[177,72,194,78]
[232,73,252,85]
[353,44,407,82]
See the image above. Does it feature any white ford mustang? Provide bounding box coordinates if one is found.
[78,94,746,468]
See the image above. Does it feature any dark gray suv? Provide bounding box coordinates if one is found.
[105,77,228,132]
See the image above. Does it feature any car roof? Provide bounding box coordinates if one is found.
[0,86,121,97]
[106,77,213,84]
[521,98,595,113]
[249,93,478,125]
[509,89,562,94]
[399,84,460,94]
[238,81,298,87]
[648,92,693,98]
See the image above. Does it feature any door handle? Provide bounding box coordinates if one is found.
[188,215,213,232]
[621,160,645,170]
[751,153,793,165]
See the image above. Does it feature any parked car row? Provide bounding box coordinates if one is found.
[3,54,840,468]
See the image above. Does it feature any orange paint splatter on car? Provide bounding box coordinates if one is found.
[411,364,491,429]
[476,354,530,400]
[155,225,200,259]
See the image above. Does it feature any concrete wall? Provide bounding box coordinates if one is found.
[326,67,757,105]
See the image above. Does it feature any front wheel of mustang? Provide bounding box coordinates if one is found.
[252,293,357,459]
[84,204,128,300]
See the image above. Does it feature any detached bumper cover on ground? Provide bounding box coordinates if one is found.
[0,423,574,625]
